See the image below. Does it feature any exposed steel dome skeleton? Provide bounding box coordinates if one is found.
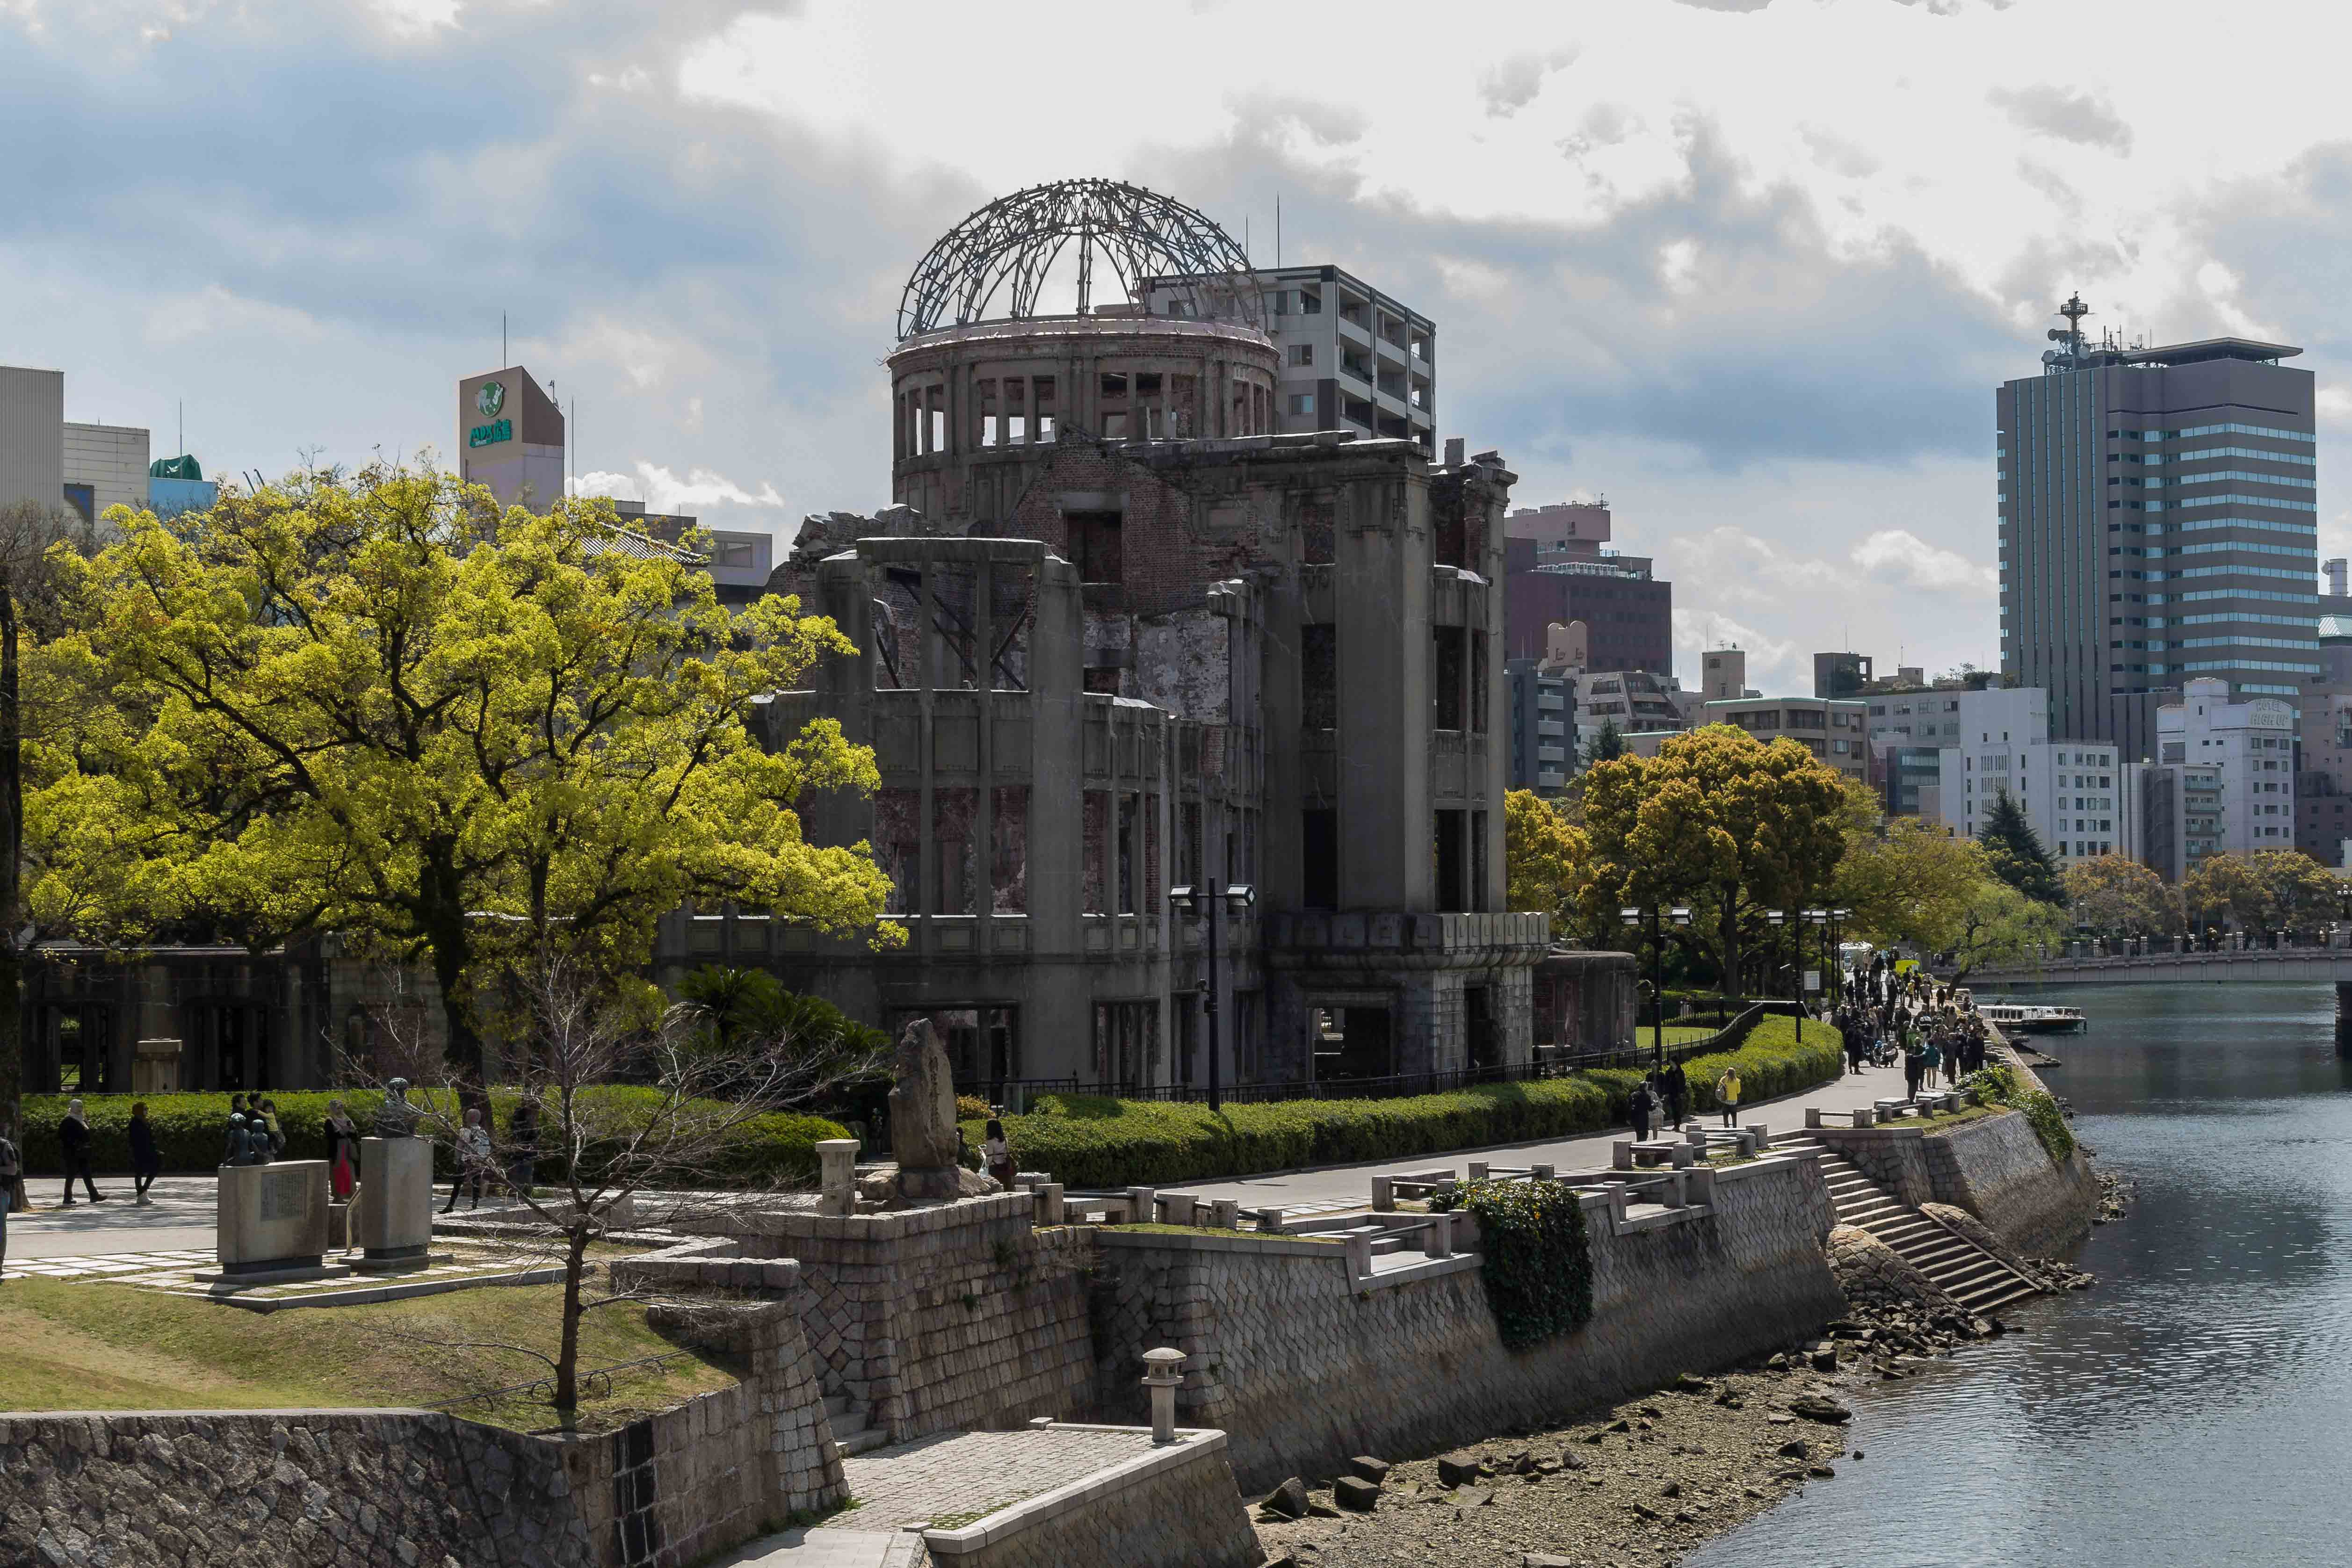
[896,178,1261,341]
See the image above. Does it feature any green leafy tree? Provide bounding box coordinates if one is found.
[2185,848,2338,933]
[1583,723,1850,999]
[30,465,899,1082]
[1502,788,1592,920]
[1835,813,1992,953]
[1947,877,2068,979]
[1976,791,2064,904]
[2063,853,2182,937]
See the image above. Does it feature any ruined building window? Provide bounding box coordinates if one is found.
[1471,631,1489,733]
[877,788,921,915]
[934,787,977,916]
[1117,791,1140,914]
[1100,372,1129,440]
[1302,624,1337,730]
[1002,376,1026,445]
[1181,801,1202,890]
[1434,498,1466,569]
[1170,373,1197,437]
[1067,510,1123,585]
[1093,1002,1158,1093]
[1300,498,1334,565]
[1083,791,1108,913]
[1303,808,1338,909]
[975,377,1000,448]
[1034,376,1057,442]
[1434,627,1465,731]
[1471,809,1489,913]
[990,562,1034,692]
[991,786,1028,914]
[1435,809,1465,912]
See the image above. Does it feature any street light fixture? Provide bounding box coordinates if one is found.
[1766,909,1801,1043]
[1621,903,1693,1070]
[1168,880,1254,1113]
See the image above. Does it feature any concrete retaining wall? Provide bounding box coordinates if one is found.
[918,1427,1260,1568]
[1814,1107,2099,1257]
[1086,1154,1846,1493]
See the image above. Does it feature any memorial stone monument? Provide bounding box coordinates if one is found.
[355,1079,436,1274]
[215,1160,329,1277]
[888,1018,969,1203]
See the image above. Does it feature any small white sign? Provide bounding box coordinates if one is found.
[1803,969,1822,993]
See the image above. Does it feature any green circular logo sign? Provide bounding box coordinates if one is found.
[476,381,506,418]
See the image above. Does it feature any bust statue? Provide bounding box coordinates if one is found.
[373,1078,420,1139]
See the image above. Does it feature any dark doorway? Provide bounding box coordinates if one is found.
[1303,809,1339,908]
[1466,986,1497,1071]
[1312,1004,1393,1083]
[1435,809,1465,911]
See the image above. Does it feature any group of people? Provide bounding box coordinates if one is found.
[1626,1057,1746,1141]
[1829,962,1995,1102]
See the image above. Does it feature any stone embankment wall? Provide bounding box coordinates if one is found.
[717,1192,1096,1443]
[0,1299,845,1568]
[559,1298,846,1568]
[917,1428,1260,1568]
[0,1409,595,1568]
[1087,1154,1847,1493]
[1815,1106,2099,1256]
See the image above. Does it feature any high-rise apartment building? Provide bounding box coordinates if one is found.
[1146,266,1435,452]
[1935,687,2120,863]
[1503,500,1673,672]
[1998,297,2317,764]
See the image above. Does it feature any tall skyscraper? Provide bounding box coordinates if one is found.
[1997,296,2317,764]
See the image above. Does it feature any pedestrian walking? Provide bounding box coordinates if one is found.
[58,1099,104,1205]
[1921,1038,1941,1097]
[506,1099,541,1198]
[127,1102,162,1205]
[0,1114,18,1277]
[324,1100,360,1201]
[1661,1060,1689,1131]
[441,1107,492,1213]
[984,1118,1017,1191]
[1629,1078,1656,1142]
[1903,1045,1925,1100]
[1714,1066,1743,1127]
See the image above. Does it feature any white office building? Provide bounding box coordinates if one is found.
[62,420,150,523]
[1936,686,2121,862]
[2157,676,2296,850]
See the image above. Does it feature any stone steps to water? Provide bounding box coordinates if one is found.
[1774,1133,2044,1316]
[825,1394,890,1458]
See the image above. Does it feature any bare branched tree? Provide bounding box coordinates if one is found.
[364,961,887,1413]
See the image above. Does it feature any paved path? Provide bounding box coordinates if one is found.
[6,1175,217,1259]
[1154,1055,1920,1211]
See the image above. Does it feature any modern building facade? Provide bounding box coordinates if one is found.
[1701,694,1871,787]
[1505,656,1574,794]
[1503,500,1673,671]
[1998,299,2317,764]
[0,365,65,514]
[1146,265,1435,453]
[458,364,566,510]
[1935,686,2120,864]
[61,421,148,523]
[1814,652,1873,699]
[2155,677,2296,853]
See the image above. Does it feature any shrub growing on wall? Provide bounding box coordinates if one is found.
[1963,1063,2075,1163]
[1437,1178,1594,1350]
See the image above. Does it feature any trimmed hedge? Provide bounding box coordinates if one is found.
[1436,1178,1594,1349]
[14,1089,846,1185]
[964,1017,1844,1189]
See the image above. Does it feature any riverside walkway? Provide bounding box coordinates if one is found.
[1154,1055,1917,1212]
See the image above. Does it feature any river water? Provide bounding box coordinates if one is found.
[1683,980,2352,1568]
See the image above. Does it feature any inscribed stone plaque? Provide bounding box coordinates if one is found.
[261,1167,308,1221]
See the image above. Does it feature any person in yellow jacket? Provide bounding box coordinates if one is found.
[1715,1066,1742,1128]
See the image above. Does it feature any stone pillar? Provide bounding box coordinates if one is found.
[355,1137,435,1275]
[1210,1199,1241,1230]
[1422,1212,1453,1259]
[1142,1347,1185,1444]
[1037,1184,1066,1225]
[1370,1175,1395,1212]
[817,1140,860,1217]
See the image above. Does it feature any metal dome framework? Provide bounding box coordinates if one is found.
[897,178,1261,341]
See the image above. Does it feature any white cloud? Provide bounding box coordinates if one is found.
[1848,528,1996,593]
[575,462,785,513]
[365,0,461,39]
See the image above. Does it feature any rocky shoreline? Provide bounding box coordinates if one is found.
[1251,1252,2093,1567]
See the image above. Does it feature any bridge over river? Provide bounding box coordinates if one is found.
[1966,947,2352,988]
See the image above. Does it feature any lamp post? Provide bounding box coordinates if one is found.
[1169,880,1254,1113]
[1621,903,1693,1071]
[1799,908,1849,1013]
[1766,910,1801,1043]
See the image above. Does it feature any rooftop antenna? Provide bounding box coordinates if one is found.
[2044,292,2091,372]
[503,311,508,367]
[177,399,183,460]
[1276,194,1281,268]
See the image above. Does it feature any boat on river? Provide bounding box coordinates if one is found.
[1977,1001,2087,1035]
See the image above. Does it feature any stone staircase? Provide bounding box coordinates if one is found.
[1773,1132,2041,1316]
[826,1394,890,1458]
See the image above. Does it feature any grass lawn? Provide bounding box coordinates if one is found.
[0,1278,738,1433]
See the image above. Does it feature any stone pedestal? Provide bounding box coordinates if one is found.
[356,1136,435,1274]
[132,1038,182,1096]
[217,1161,329,1274]
[817,1139,860,1218]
